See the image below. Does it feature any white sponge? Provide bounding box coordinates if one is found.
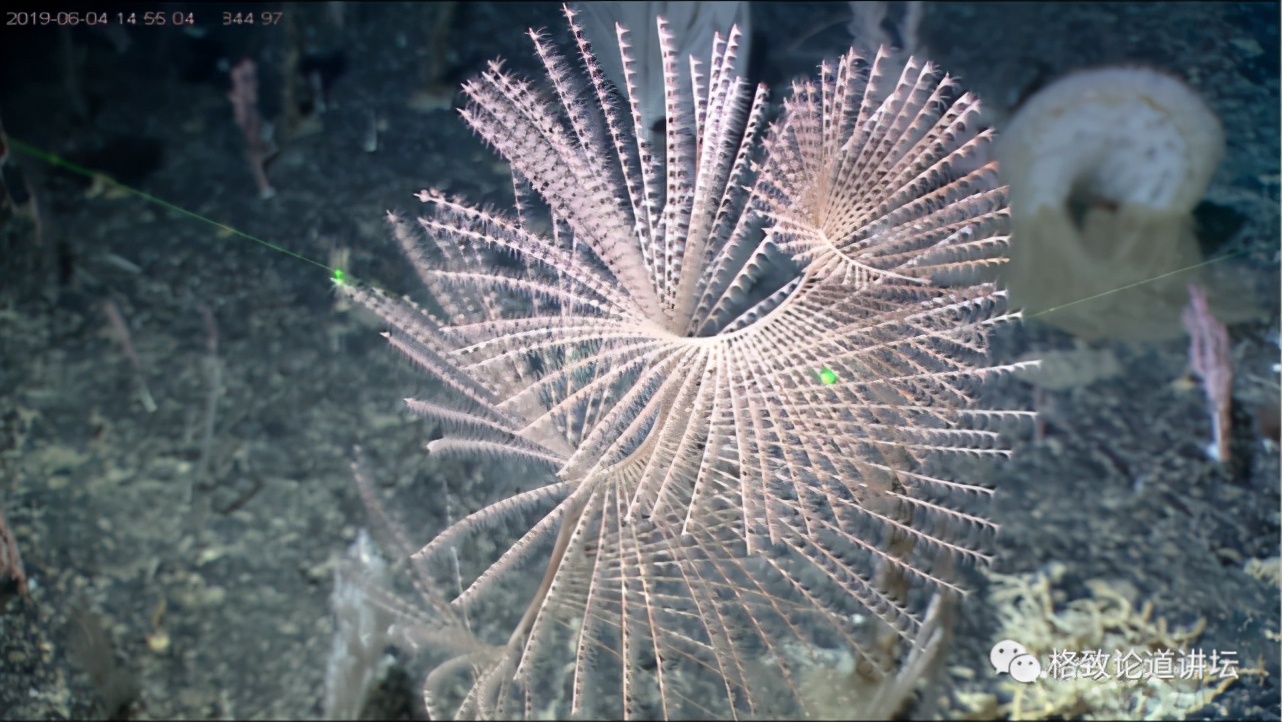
[1001,66,1223,214]
[996,66,1224,339]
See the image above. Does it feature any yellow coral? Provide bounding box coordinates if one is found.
[969,566,1264,720]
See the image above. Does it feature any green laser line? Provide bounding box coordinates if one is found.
[1023,250,1249,323]
[9,137,1252,321]
[9,137,344,280]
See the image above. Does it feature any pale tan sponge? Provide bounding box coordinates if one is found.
[996,66,1224,340]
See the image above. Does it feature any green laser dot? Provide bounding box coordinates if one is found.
[818,367,838,385]
[332,268,346,285]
